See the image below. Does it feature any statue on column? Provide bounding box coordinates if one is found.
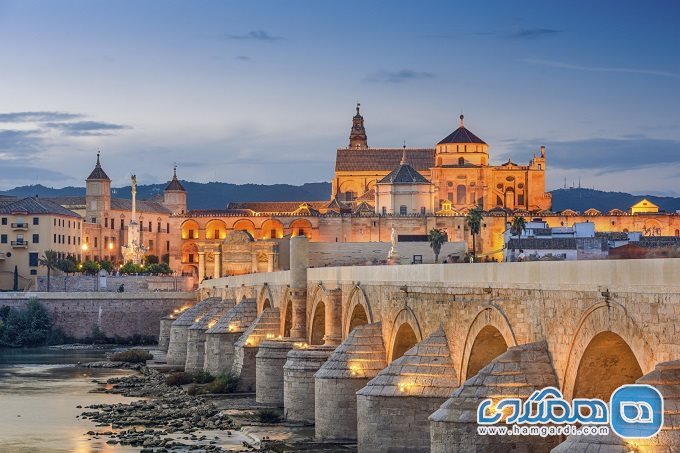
[121,174,147,264]
[387,226,400,264]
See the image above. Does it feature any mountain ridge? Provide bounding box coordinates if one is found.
[1,183,678,213]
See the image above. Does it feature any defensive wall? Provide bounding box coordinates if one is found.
[0,291,196,339]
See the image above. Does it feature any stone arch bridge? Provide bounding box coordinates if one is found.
[162,237,680,452]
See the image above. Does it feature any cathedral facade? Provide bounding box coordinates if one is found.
[333,105,551,213]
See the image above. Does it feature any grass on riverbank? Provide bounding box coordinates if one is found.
[110,349,153,363]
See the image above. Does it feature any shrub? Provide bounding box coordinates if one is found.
[257,409,282,424]
[90,326,108,344]
[110,349,153,363]
[203,372,239,394]
[0,299,54,347]
[119,262,144,275]
[165,372,194,386]
[186,384,199,396]
[145,254,160,265]
[192,370,214,384]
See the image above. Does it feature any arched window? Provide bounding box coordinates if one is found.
[458,157,464,165]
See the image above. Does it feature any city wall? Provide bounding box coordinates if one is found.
[0,291,196,339]
[35,275,195,292]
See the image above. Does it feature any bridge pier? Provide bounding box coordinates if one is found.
[430,341,559,453]
[283,345,335,423]
[166,297,221,367]
[185,301,235,373]
[314,322,386,441]
[203,298,256,375]
[552,359,680,452]
[256,339,299,406]
[357,327,457,453]
[158,316,174,351]
[231,307,281,392]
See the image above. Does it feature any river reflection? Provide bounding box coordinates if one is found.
[0,347,139,453]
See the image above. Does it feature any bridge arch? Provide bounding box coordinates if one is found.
[257,285,274,313]
[387,307,423,363]
[562,301,653,400]
[308,284,326,345]
[343,285,373,339]
[459,305,517,382]
[280,287,293,338]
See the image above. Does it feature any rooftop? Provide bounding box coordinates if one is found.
[0,197,81,218]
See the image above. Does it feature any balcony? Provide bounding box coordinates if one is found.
[11,222,28,231]
[11,240,28,248]
[0,252,5,260]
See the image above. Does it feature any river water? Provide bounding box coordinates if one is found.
[0,347,139,453]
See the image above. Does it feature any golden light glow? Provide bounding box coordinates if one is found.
[207,320,216,329]
[293,342,309,349]
[266,333,276,339]
[398,381,414,393]
[81,243,88,251]
[228,323,237,332]
[349,362,362,377]
[108,242,113,250]
[245,337,254,346]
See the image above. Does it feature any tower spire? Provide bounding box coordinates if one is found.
[349,102,368,149]
[459,114,464,128]
[401,141,407,165]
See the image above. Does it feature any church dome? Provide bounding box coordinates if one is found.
[437,115,486,145]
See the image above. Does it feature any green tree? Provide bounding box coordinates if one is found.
[39,250,59,292]
[120,262,143,275]
[81,260,101,275]
[57,258,77,274]
[428,228,447,263]
[99,260,114,274]
[510,215,527,259]
[145,254,159,265]
[465,207,484,262]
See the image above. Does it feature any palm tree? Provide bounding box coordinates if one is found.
[39,250,59,292]
[510,216,527,259]
[428,228,447,263]
[465,207,483,262]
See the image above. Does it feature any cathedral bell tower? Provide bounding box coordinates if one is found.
[349,103,368,149]
[163,165,187,215]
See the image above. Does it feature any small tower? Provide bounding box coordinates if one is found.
[85,151,111,225]
[163,165,187,214]
[349,103,368,149]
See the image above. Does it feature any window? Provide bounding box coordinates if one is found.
[458,157,464,165]
[32,234,39,244]
[420,207,426,215]
[399,205,407,215]
[166,240,170,252]
[382,206,387,215]
[104,218,108,228]
[78,237,81,245]
[188,254,195,263]
[53,218,56,226]
[188,229,195,239]
[538,164,542,170]
[94,237,98,248]
[111,218,114,230]
[91,217,96,223]
[148,221,152,232]
[2,217,8,225]
[54,233,57,243]
[33,217,39,225]
[270,229,276,239]
[298,228,305,236]
[30,269,37,275]
[0,234,6,243]
[120,219,125,229]
[518,195,525,206]
[167,223,170,233]
[29,252,38,267]
[149,239,154,249]
[158,222,161,233]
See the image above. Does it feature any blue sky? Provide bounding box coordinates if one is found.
[0,0,678,194]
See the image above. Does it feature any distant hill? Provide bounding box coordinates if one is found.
[0,181,332,210]
[550,188,680,213]
[2,183,678,213]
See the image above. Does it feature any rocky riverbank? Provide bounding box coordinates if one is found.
[80,367,253,452]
